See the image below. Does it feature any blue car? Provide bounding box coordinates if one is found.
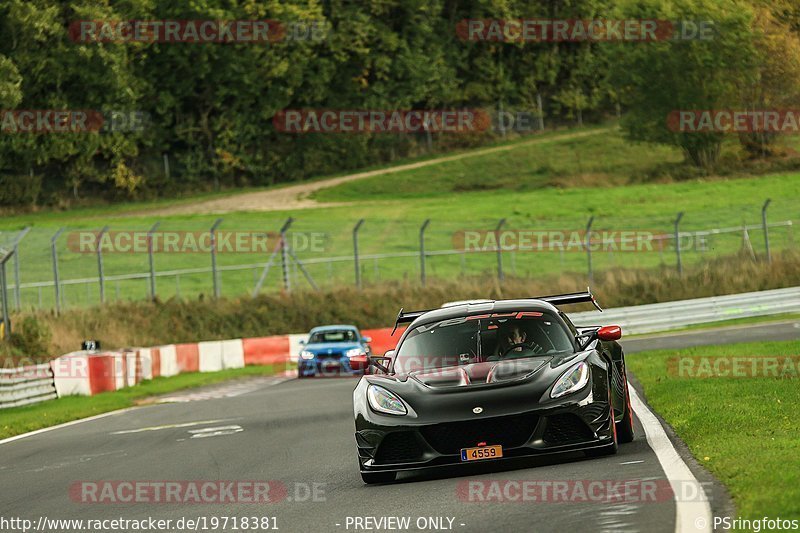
[298,325,372,378]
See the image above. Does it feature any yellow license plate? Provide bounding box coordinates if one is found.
[460,445,503,461]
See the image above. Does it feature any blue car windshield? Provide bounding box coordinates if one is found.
[394,312,574,374]
[308,329,358,343]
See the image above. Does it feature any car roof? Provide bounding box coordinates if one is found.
[309,324,359,333]
[408,299,562,329]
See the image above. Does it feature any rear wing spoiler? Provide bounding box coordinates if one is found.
[391,288,602,335]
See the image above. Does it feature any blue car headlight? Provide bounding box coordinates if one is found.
[300,350,315,360]
[550,362,590,398]
[367,385,408,416]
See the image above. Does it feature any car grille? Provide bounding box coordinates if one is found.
[374,432,425,464]
[421,414,539,455]
[316,352,342,361]
[543,414,595,445]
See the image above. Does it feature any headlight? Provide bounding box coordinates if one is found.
[300,350,315,360]
[550,362,589,398]
[367,385,408,416]
[345,348,365,358]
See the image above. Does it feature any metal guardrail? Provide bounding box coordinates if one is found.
[569,286,800,334]
[0,364,58,409]
[0,287,797,409]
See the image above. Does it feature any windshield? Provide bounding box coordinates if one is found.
[394,312,575,374]
[308,329,358,343]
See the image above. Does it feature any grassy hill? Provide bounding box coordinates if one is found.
[0,125,797,310]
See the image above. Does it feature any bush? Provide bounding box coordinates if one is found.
[0,173,42,206]
[8,315,52,359]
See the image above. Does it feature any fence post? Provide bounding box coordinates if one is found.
[252,218,292,296]
[419,219,431,286]
[0,249,12,340]
[353,219,365,289]
[495,218,506,282]
[585,215,595,283]
[536,93,545,131]
[674,212,685,276]
[762,198,772,263]
[148,222,161,300]
[51,228,65,314]
[96,225,110,304]
[11,227,30,310]
[280,218,294,292]
[210,219,223,299]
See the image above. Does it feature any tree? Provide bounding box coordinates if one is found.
[609,0,757,168]
[736,7,800,156]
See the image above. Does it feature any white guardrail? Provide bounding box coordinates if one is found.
[0,286,798,409]
[569,286,800,334]
[0,363,58,409]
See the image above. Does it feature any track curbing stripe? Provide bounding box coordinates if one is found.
[629,384,712,533]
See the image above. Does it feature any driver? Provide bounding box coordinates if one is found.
[503,326,527,355]
[488,324,539,360]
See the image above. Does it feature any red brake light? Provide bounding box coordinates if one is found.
[350,355,369,370]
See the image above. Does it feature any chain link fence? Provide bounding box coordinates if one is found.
[0,198,795,326]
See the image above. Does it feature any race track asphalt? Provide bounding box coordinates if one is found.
[1,320,797,533]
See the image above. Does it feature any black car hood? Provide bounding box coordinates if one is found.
[404,358,552,389]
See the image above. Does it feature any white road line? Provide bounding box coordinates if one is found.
[628,384,712,533]
[111,418,238,435]
[187,425,244,438]
[619,460,645,465]
[0,407,142,446]
[0,375,291,445]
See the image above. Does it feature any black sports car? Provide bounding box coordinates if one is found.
[350,291,634,484]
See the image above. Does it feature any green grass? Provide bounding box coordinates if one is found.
[0,126,797,308]
[0,364,286,440]
[627,340,800,523]
[311,127,681,201]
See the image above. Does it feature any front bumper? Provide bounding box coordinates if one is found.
[356,395,613,473]
[299,357,363,377]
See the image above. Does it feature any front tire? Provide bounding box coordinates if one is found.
[616,367,635,443]
[360,471,397,484]
[585,375,618,458]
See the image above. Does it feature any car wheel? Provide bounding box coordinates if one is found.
[616,366,635,444]
[585,376,618,458]
[360,471,397,484]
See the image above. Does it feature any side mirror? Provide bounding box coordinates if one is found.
[362,336,372,344]
[597,325,622,341]
[299,339,306,346]
[369,355,392,374]
[383,350,395,359]
[350,355,369,371]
